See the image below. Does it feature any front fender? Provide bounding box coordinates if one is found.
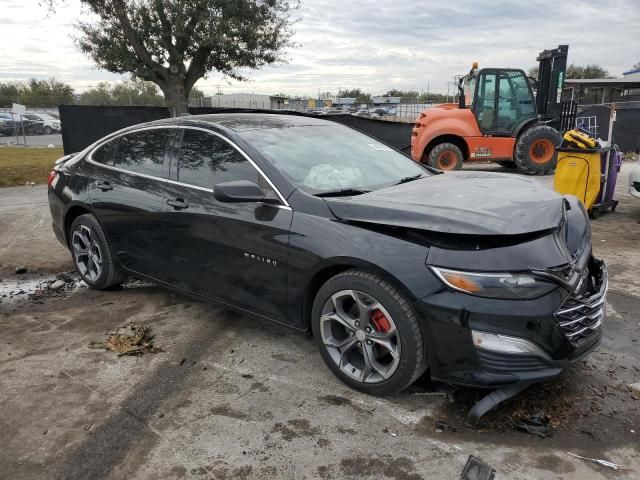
[286,212,442,328]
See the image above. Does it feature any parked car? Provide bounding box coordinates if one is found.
[0,113,16,136]
[629,158,640,199]
[23,113,61,134]
[48,114,606,396]
[17,116,45,135]
[1,113,45,135]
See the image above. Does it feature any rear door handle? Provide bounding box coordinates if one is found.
[166,197,189,210]
[94,180,113,191]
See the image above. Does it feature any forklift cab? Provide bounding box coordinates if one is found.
[462,68,537,136]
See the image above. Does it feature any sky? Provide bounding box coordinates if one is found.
[0,0,638,97]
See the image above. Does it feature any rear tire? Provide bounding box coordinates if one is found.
[311,269,427,396]
[427,143,464,171]
[69,214,125,290]
[514,125,561,175]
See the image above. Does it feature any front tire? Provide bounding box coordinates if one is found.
[44,126,52,134]
[427,143,464,171]
[311,270,427,396]
[514,125,562,175]
[69,214,125,290]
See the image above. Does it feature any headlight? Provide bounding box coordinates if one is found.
[430,266,556,300]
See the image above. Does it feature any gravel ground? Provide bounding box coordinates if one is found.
[0,133,63,147]
[0,163,639,479]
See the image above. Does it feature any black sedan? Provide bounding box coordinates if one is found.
[48,114,606,397]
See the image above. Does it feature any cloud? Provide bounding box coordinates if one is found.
[0,0,638,97]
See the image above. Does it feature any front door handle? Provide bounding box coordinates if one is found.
[166,197,189,210]
[95,180,113,191]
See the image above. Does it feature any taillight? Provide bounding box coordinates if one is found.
[47,170,57,187]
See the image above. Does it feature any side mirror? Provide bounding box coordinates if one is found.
[213,180,278,204]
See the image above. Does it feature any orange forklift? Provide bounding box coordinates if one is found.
[411,45,574,175]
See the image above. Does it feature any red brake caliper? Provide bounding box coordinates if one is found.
[370,309,391,333]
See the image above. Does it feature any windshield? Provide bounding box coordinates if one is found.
[241,125,428,193]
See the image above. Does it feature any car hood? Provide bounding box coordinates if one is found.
[324,171,566,236]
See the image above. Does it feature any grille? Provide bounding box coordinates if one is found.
[555,272,607,344]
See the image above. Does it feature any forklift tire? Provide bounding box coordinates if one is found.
[427,143,464,171]
[514,125,562,175]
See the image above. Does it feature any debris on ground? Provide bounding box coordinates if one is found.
[49,279,66,290]
[460,455,496,480]
[434,420,461,433]
[509,413,554,438]
[382,428,397,437]
[89,323,162,356]
[15,266,27,274]
[567,452,626,471]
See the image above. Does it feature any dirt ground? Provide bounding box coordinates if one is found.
[1,163,639,480]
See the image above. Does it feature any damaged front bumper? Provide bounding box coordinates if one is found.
[415,256,607,389]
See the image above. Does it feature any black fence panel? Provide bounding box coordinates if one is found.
[59,105,415,155]
[576,105,640,152]
[324,114,414,153]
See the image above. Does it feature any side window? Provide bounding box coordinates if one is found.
[114,129,171,177]
[177,129,264,190]
[92,139,118,166]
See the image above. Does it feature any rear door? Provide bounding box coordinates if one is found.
[88,127,175,279]
[160,127,292,321]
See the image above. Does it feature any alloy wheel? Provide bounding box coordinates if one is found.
[71,224,103,282]
[320,289,401,384]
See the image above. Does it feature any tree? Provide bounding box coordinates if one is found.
[79,79,165,106]
[0,78,74,108]
[528,63,611,79]
[383,89,420,103]
[0,83,20,108]
[417,92,448,104]
[79,82,114,105]
[66,0,297,116]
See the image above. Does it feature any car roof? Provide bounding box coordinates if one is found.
[152,113,334,132]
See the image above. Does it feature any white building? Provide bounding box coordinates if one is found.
[204,94,287,110]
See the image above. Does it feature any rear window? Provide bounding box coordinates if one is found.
[114,129,171,177]
[91,139,119,166]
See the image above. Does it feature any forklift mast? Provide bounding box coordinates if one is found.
[535,45,569,120]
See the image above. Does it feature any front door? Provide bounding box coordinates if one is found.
[161,128,292,322]
[88,128,174,279]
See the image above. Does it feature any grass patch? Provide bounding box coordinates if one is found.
[0,147,63,187]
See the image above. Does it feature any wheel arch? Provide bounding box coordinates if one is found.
[422,134,469,162]
[63,204,93,246]
[300,257,417,331]
[513,117,541,142]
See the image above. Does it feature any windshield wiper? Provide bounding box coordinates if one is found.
[314,188,371,198]
[396,173,424,185]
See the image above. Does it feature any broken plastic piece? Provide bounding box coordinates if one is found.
[510,415,553,438]
[466,382,530,425]
[567,452,624,470]
[460,455,496,480]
